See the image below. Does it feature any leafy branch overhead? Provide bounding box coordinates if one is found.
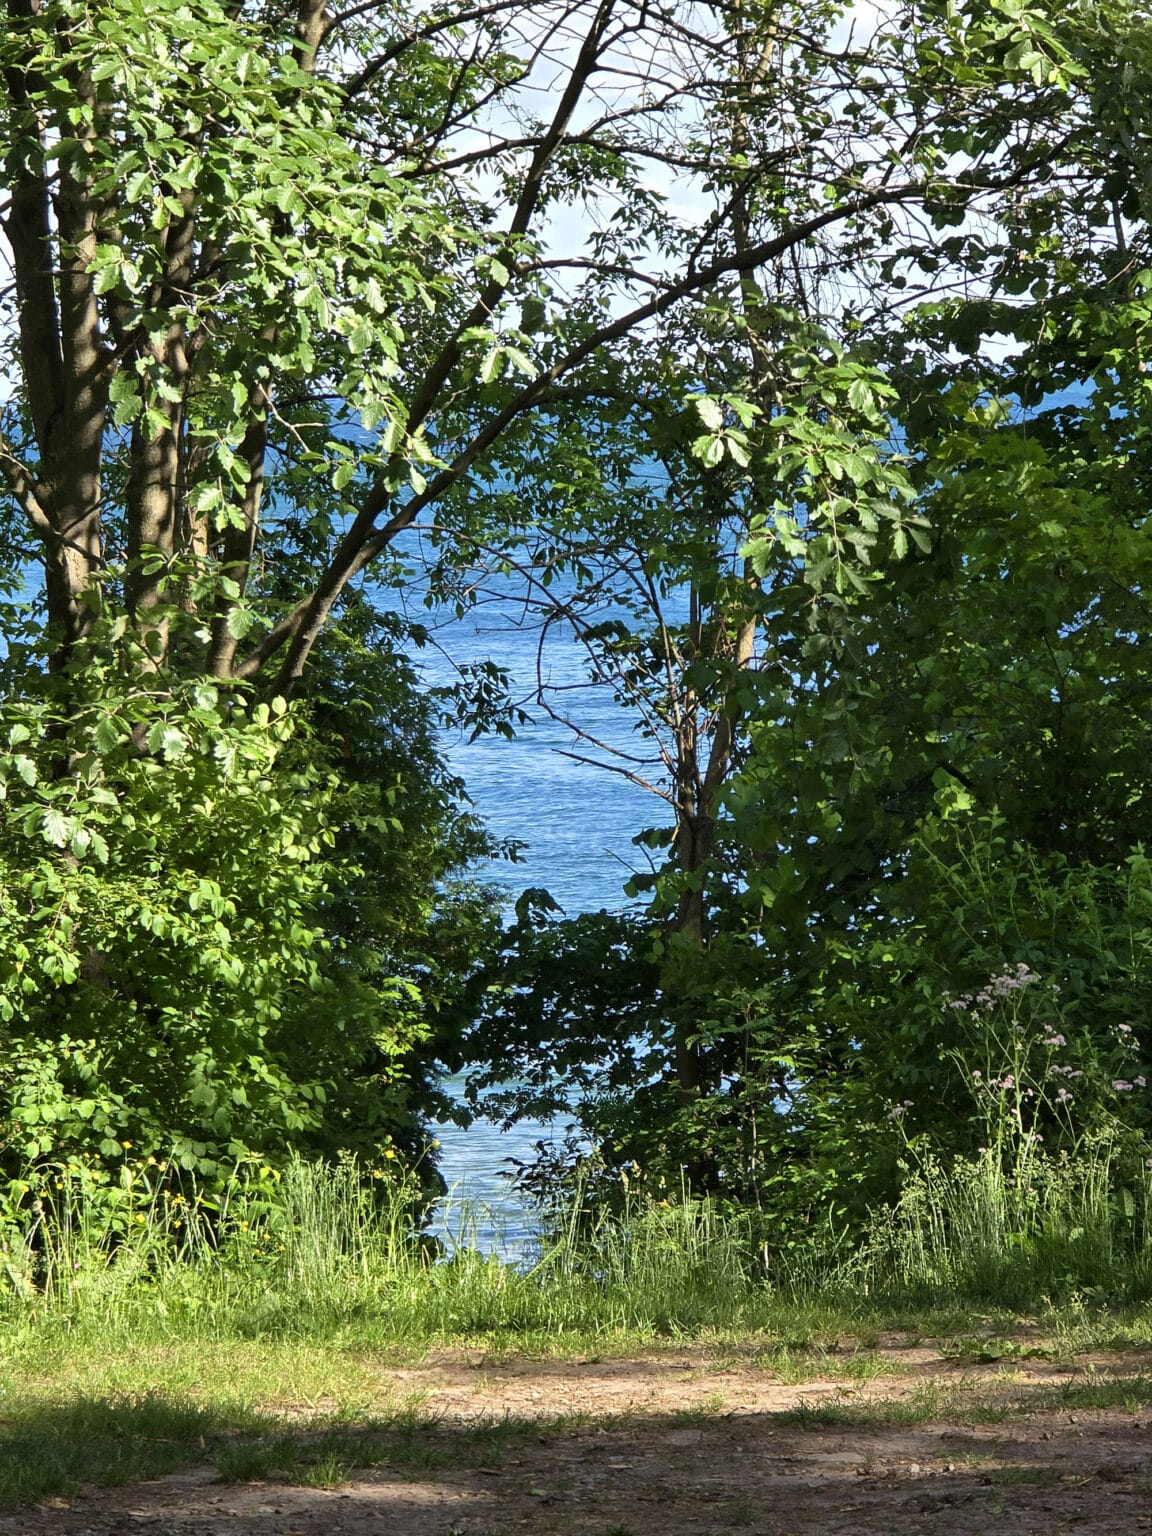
[0,0,1093,691]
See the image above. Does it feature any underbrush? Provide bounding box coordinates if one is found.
[0,1155,779,1345]
[832,1140,1152,1309]
[3,1143,1152,1351]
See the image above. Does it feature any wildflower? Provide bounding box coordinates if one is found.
[949,999,969,1011]
[972,1069,982,1080]
[999,1075,1016,1090]
[986,964,1038,997]
[1137,1077,1148,1089]
[1056,1088,1073,1104]
[384,1149,397,1159]
[1114,1080,1134,1092]
[1042,1034,1066,1048]
[1119,1023,1134,1034]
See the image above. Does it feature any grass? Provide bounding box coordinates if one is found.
[2,1151,1152,1507]
[0,1383,580,1504]
[11,1144,1152,1349]
[772,1371,1152,1430]
[0,1394,255,1505]
[4,1343,1151,1507]
[824,1141,1152,1310]
[754,1345,901,1383]
[1,1330,1151,1508]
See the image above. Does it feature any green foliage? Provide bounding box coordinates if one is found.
[470,2,1152,1242]
[0,615,498,1182]
[284,598,504,1159]
[4,0,1152,1290]
[1,0,452,476]
[0,669,340,1175]
[463,894,664,1123]
[836,1138,1152,1307]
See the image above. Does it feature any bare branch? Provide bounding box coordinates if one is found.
[0,434,52,540]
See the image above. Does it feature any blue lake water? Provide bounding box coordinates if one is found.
[412,589,665,1253]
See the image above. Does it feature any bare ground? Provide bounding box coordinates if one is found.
[8,1344,1152,1535]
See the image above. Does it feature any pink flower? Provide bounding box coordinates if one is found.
[1137,1077,1148,1089]
[1056,1088,1073,1104]
[1114,1080,1134,1092]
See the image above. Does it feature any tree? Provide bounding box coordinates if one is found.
[0,603,501,1179]
[464,0,1152,1210]
[0,0,1080,687]
[0,0,1112,1184]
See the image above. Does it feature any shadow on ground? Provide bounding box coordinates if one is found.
[4,1361,1152,1535]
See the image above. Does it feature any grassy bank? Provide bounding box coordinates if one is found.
[6,1141,1152,1346]
[4,1149,1152,1505]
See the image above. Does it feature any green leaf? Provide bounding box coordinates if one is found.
[226,608,255,640]
[93,716,122,754]
[846,378,874,413]
[146,722,188,759]
[694,397,724,431]
[41,809,73,847]
[690,434,725,468]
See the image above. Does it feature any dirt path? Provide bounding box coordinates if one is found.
[8,1345,1152,1535]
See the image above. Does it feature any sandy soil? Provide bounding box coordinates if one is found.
[8,1345,1152,1535]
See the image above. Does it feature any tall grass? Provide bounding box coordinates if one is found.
[4,1143,1152,1350]
[791,1138,1152,1308]
[0,1156,773,1344]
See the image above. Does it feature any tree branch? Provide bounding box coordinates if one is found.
[0,435,52,540]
